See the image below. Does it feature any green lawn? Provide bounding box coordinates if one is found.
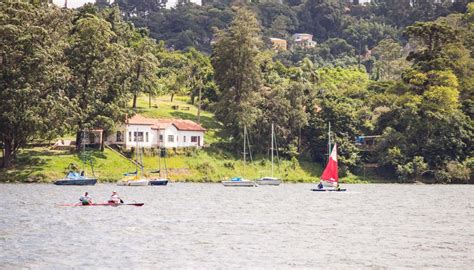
[134,95,222,145]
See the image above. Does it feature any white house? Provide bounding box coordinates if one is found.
[106,115,206,149]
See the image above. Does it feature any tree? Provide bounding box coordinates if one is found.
[405,22,458,71]
[129,33,160,109]
[0,2,70,168]
[66,12,130,150]
[212,7,263,142]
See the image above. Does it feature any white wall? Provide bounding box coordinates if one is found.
[106,124,204,149]
[124,124,155,149]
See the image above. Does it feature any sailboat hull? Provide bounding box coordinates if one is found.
[222,180,256,187]
[256,177,281,185]
[149,179,168,186]
[117,179,150,186]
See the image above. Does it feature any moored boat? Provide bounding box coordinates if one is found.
[54,132,97,186]
[257,123,282,186]
[54,173,97,186]
[221,126,257,187]
[222,177,256,187]
[256,177,281,186]
[149,179,168,186]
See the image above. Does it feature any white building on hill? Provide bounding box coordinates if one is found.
[106,115,205,149]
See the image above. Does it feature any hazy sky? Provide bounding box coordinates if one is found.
[52,0,182,9]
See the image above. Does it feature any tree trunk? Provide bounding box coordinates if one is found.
[100,130,106,152]
[197,87,202,124]
[171,93,174,102]
[2,139,13,169]
[148,93,151,108]
[75,131,82,152]
[132,93,138,110]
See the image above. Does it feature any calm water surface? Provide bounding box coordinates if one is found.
[0,184,473,269]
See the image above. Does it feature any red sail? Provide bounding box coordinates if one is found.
[321,143,338,183]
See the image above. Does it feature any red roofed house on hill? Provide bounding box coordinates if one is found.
[106,115,206,149]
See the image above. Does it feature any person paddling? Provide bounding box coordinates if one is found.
[317,181,324,190]
[79,192,92,205]
[108,191,124,204]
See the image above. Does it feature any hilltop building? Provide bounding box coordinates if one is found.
[292,33,317,49]
[106,115,206,149]
[269,38,288,51]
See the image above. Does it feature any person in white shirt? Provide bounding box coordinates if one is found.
[79,192,92,205]
[108,191,123,204]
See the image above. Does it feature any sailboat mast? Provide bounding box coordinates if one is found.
[271,123,274,178]
[243,126,247,174]
[328,122,331,161]
[82,130,86,174]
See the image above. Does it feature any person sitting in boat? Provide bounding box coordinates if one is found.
[336,183,341,191]
[317,181,324,189]
[108,191,123,204]
[79,192,92,205]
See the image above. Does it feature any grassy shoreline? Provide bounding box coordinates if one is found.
[0,147,382,183]
[0,95,388,184]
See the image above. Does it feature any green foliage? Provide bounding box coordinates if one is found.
[0,2,70,168]
[212,7,263,141]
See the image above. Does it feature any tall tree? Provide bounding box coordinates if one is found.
[129,32,160,110]
[0,2,70,168]
[66,12,130,150]
[212,7,263,142]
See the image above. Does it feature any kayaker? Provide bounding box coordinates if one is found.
[336,183,341,191]
[318,181,324,189]
[108,191,123,204]
[79,192,92,205]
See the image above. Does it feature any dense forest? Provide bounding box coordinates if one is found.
[1,0,472,183]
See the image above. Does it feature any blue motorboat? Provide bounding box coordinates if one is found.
[54,171,97,185]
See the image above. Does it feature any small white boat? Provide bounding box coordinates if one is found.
[117,179,150,186]
[256,177,281,185]
[222,177,256,187]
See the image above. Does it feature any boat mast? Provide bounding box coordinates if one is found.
[243,126,247,175]
[271,123,274,178]
[328,122,331,162]
[82,130,86,174]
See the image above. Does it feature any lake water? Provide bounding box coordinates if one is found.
[0,184,473,269]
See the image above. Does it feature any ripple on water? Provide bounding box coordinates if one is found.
[0,183,473,269]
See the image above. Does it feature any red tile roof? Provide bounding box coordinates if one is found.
[127,115,206,131]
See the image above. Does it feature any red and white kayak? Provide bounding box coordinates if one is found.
[59,202,144,207]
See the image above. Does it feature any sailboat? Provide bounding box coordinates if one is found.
[311,123,346,192]
[257,123,281,185]
[222,126,257,187]
[117,138,149,186]
[149,147,169,186]
[54,131,97,186]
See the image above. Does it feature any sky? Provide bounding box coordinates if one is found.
[52,0,185,9]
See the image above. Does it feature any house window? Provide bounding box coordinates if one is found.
[191,136,198,143]
[168,135,174,142]
[116,131,123,142]
[145,132,149,142]
[183,136,186,143]
[159,135,163,143]
[128,132,131,142]
[134,132,144,142]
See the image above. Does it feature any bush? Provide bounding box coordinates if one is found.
[223,161,235,169]
[195,161,215,175]
[446,161,471,183]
